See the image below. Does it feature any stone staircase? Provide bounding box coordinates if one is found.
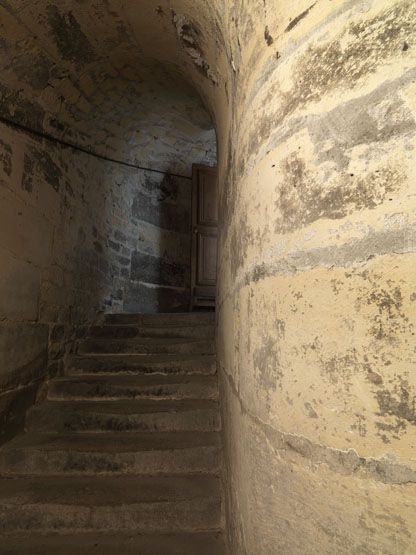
[0,312,225,554]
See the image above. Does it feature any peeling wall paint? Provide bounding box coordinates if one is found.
[216,0,416,552]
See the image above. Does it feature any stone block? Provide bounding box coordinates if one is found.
[131,251,186,288]
[0,248,40,320]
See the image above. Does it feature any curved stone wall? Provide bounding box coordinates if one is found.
[215,1,416,552]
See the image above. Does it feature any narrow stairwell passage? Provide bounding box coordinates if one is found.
[0,312,225,554]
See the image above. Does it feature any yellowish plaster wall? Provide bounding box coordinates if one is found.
[216,0,416,552]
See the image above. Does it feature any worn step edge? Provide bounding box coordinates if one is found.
[66,354,217,376]
[0,531,226,555]
[0,498,222,532]
[0,432,221,475]
[26,400,221,433]
[103,313,215,327]
[0,475,222,532]
[0,445,221,476]
[88,324,215,339]
[77,338,215,355]
[48,375,219,401]
[0,474,221,503]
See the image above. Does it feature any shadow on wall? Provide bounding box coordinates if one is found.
[126,170,193,314]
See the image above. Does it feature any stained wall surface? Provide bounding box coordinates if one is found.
[0,1,415,553]
[215,1,416,553]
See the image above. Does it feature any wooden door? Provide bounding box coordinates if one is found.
[190,164,218,309]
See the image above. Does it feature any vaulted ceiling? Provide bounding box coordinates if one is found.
[0,0,229,172]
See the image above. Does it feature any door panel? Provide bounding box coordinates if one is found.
[191,165,218,309]
[197,233,217,285]
[198,172,218,225]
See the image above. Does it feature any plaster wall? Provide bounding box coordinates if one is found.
[216,1,416,552]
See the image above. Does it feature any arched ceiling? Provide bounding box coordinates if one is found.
[0,0,228,173]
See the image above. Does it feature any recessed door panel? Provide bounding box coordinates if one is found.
[198,172,218,225]
[197,233,217,285]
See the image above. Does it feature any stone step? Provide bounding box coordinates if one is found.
[103,312,215,327]
[66,353,216,376]
[0,531,226,555]
[0,475,222,533]
[77,338,215,356]
[0,432,221,475]
[88,324,215,340]
[48,374,218,401]
[26,400,221,433]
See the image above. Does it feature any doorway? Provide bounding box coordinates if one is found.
[190,164,218,310]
